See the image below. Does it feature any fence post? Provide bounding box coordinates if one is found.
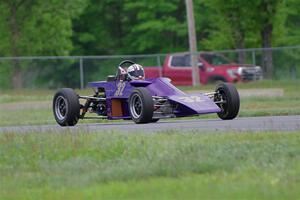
[79,57,84,89]
[156,55,162,77]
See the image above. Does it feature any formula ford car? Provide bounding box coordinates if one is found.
[53,60,240,126]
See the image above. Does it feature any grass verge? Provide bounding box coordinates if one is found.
[0,130,300,199]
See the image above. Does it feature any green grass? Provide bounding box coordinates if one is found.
[1,80,300,126]
[239,96,300,117]
[0,107,54,126]
[0,130,300,199]
[0,90,54,103]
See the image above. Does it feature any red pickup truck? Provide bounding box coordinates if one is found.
[144,53,262,85]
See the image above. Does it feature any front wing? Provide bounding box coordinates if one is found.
[168,93,221,117]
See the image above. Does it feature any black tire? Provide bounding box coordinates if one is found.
[151,118,159,123]
[53,88,80,126]
[128,88,154,124]
[215,83,239,120]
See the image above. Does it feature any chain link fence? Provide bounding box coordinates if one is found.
[0,46,299,89]
[213,46,300,80]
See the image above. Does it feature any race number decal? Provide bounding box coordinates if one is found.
[114,82,126,96]
[179,96,203,103]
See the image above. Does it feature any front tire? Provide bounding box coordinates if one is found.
[214,83,239,120]
[53,88,80,126]
[129,88,154,124]
[151,118,159,123]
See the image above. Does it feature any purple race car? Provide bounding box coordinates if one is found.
[53,60,240,126]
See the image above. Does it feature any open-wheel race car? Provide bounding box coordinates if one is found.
[53,60,240,126]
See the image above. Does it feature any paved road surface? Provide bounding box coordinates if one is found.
[1,115,299,133]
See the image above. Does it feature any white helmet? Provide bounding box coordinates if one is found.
[127,64,145,80]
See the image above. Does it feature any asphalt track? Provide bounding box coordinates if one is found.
[0,115,300,133]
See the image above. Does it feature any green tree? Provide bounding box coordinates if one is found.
[72,0,127,55]
[193,1,216,51]
[201,0,284,78]
[0,0,87,88]
[123,0,188,54]
[73,0,191,55]
[272,0,300,79]
[201,0,262,62]
[254,0,283,78]
[273,0,300,46]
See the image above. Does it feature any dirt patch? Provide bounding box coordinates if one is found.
[186,88,284,97]
[237,89,283,97]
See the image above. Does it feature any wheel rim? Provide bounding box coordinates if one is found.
[130,93,143,119]
[55,96,68,120]
[216,89,228,114]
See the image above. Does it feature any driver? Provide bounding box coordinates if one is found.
[117,66,128,81]
[127,64,145,80]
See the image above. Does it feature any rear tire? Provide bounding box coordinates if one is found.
[53,88,80,126]
[129,88,154,124]
[215,83,239,120]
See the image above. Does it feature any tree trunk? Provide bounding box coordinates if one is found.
[13,65,23,89]
[261,23,273,79]
[9,3,23,89]
[237,34,246,64]
[232,23,246,64]
[12,60,22,89]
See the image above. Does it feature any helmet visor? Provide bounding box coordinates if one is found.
[128,69,144,78]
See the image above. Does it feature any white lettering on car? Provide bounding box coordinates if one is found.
[179,96,203,103]
[114,82,126,96]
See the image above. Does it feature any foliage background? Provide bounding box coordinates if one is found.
[0,0,299,56]
[0,0,299,88]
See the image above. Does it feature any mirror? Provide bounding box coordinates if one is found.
[198,62,205,71]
